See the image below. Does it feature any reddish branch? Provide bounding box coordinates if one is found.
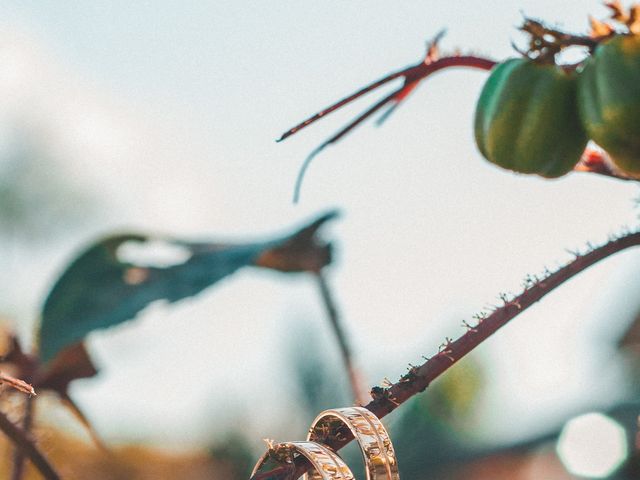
[250,229,640,480]
[279,41,497,201]
[281,29,640,203]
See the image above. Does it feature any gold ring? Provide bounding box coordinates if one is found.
[251,440,354,480]
[307,407,400,480]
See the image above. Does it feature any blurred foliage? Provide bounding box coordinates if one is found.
[388,357,483,479]
[421,355,484,430]
[39,211,337,363]
[606,403,640,480]
[0,6,637,479]
[209,433,255,480]
[288,324,350,419]
[0,423,232,480]
[0,310,634,480]
[0,127,93,242]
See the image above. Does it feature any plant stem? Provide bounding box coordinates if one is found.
[59,393,108,452]
[287,53,496,202]
[250,229,640,480]
[11,395,34,480]
[278,54,496,143]
[0,406,59,480]
[314,271,367,405]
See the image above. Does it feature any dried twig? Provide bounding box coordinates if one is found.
[519,18,599,54]
[0,371,38,480]
[250,229,640,480]
[11,395,34,480]
[0,409,60,480]
[0,372,35,397]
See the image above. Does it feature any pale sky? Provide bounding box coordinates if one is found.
[0,0,638,449]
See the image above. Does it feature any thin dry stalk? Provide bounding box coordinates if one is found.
[314,271,368,405]
[11,395,34,480]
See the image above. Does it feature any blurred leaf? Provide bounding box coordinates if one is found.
[0,331,105,449]
[39,211,338,363]
[0,330,33,370]
[0,332,97,411]
[254,213,336,272]
[36,343,98,393]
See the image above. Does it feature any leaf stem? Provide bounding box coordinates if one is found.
[314,271,367,405]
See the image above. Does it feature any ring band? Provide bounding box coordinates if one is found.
[307,407,400,480]
[251,440,354,480]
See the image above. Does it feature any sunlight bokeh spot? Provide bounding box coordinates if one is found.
[556,412,628,478]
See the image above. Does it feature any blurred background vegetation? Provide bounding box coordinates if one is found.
[0,1,640,479]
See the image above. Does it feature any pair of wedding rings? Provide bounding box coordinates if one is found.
[251,406,400,479]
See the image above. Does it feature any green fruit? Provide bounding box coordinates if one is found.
[474,58,588,177]
[578,34,640,173]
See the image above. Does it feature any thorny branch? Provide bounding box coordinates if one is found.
[250,229,640,480]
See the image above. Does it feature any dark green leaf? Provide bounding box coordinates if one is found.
[39,211,338,363]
